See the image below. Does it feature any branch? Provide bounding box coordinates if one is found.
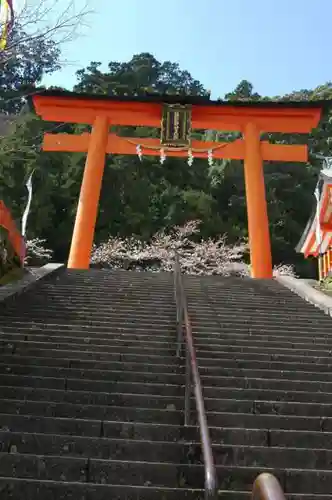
[0,0,93,64]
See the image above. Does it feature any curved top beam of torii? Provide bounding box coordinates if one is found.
[31,90,323,133]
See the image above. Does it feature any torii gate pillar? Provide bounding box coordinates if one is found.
[67,116,109,269]
[244,122,272,278]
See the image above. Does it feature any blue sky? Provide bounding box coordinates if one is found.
[42,0,332,98]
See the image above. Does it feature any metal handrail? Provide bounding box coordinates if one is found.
[174,255,287,500]
[252,473,286,500]
[173,252,218,499]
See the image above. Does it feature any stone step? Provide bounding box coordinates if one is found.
[0,333,176,350]
[18,301,174,314]
[24,480,325,500]
[0,414,103,437]
[5,364,332,402]
[7,337,332,362]
[200,358,332,374]
[0,412,267,445]
[4,382,332,417]
[0,454,330,493]
[4,360,332,388]
[0,374,182,398]
[6,295,317,314]
[27,287,174,298]
[202,367,332,383]
[4,323,332,345]
[6,343,332,372]
[206,399,332,418]
[0,315,176,329]
[200,374,332,393]
[2,340,175,357]
[195,330,332,344]
[45,274,185,282]
[0,364,182,385]
[192,318,332,332]
[5,330,332,355]
[0,355,184,374]
[0,399,182,422]
[3,301,176,313]
[1,431,332,470]
[5,361,332,394]
[211,445,332,469]
[3,316,331,337]
[5,347,179,365]
[6,372,332,404]
[271,429,332,449]
[188,292,320,305]
[2,312,331,333]
[0,324,175,336]
[102,423,268,446]
[205,411,324,432]
[9,345,332,375]
[5,409,332,452]
[51,272,173,281]
[196,338,332,354]
[4,385,332,418]
[198,351,332,365]
[17,299,319,321]
[195,322,332,336]
[19,294,176,308]
[2,394,332,423]
[190,310,330,325]
[0,454,276,489]
[0,478,217,500]
[0,385,183,409]
[0,323,175,336]
[3,352,332,378]
[0,301,175,316]
[0,432,187,463]
[197,346,332,361]
[4,296,326,320]
[203,386,332,404]
[0,398,327,431]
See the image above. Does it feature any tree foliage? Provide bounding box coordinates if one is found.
[1,50,331,278]
[91,220,297,277]
[74,53,208,97]
[0,25,60,114]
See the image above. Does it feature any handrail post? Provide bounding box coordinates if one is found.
[252,473,286,500]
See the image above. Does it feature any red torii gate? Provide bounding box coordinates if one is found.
[31,91,324,278]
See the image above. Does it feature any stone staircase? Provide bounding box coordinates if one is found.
[0,269,331,498]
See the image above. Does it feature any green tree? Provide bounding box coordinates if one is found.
[0,26,60,114]
[74,53,208,97]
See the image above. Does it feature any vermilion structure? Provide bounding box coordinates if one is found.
[0,200,26,264]
[31,90,324,278]
[297,170,332,279]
